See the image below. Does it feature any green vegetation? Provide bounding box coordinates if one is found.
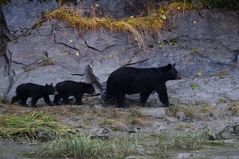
[0,111,68,141]
[190,82,200,90]
[33,129,225,159]
[35,135,142,159]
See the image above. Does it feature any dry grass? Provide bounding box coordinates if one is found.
[45,2,196,49]
[45,7,155,49]
[100,119,128,131]
[228,103,239,115]
[167,104,215,119]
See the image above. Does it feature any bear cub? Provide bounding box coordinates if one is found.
[54,80,95,105]
[11,83,56,107]
[102,64,181,108]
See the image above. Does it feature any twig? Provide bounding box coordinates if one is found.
[122,58,149,67]
[54,34,80,51]
[215,122,239,139]
[71,73,85,76]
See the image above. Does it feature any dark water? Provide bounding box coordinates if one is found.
[168,139,239,159]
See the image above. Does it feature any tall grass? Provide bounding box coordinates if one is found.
[0,111,67,141]
[34,128,218,159]
[35,135,142,159]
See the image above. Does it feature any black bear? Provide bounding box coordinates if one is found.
[102,64,181,108]
[53,80,95,105]
[11,83,56,107]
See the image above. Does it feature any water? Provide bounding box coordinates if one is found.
[169,140,239,159]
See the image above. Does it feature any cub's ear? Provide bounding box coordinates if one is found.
[45,84,48,86]
[167,64,172,69]
[172,63,176,67]
[50,83,53,86]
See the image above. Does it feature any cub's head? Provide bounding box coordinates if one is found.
[165,64,181,80]
[45,83,56,95]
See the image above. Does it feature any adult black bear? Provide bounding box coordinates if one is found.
[11,83,56,107]
[102,64,181,108]
[53,80,95,105]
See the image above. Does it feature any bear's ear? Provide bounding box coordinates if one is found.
[172,63,176,67]
[45,84,48,86]
[50,83,53,86]
[167,64,172,69]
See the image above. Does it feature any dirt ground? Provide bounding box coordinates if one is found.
[0,96,239,158]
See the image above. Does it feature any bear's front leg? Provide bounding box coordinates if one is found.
[44,95,53,106]
[116,92,127,108]
[62,94,70,104]
[140,91,152,106]
[75,92,84,105]
[19,96,28,106]
[31,96,40,107]
[156,84,169,107]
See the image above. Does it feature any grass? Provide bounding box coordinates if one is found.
[33,128,226,159]
[168,105,196,118]
[171,131,208,150]
[167,104,215,119]
[34,134,142,159]
[228,103,239,115]
[0,111,68,141]
[45,7,152,49]
[100,119,127,132]
[45,2,196,49]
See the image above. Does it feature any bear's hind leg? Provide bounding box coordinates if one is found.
[19,96,28,106]
[75,92,83,105]
[62,94,70,104]
[102,91,112,103]
[54,94,62,105]
[31,96,40,107]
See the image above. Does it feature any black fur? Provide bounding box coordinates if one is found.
[103,64,181,108]
[54,80,95,105]
[11,83,56,107]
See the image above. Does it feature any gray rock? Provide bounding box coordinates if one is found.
[2,0,59,36]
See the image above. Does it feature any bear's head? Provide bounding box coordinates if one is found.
[45,83,56,95]
[85,84,95,94]
[165,64,181,80]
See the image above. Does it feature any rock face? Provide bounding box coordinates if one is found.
[0,0,239,105]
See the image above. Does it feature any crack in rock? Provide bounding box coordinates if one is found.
[3,50,15,99]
